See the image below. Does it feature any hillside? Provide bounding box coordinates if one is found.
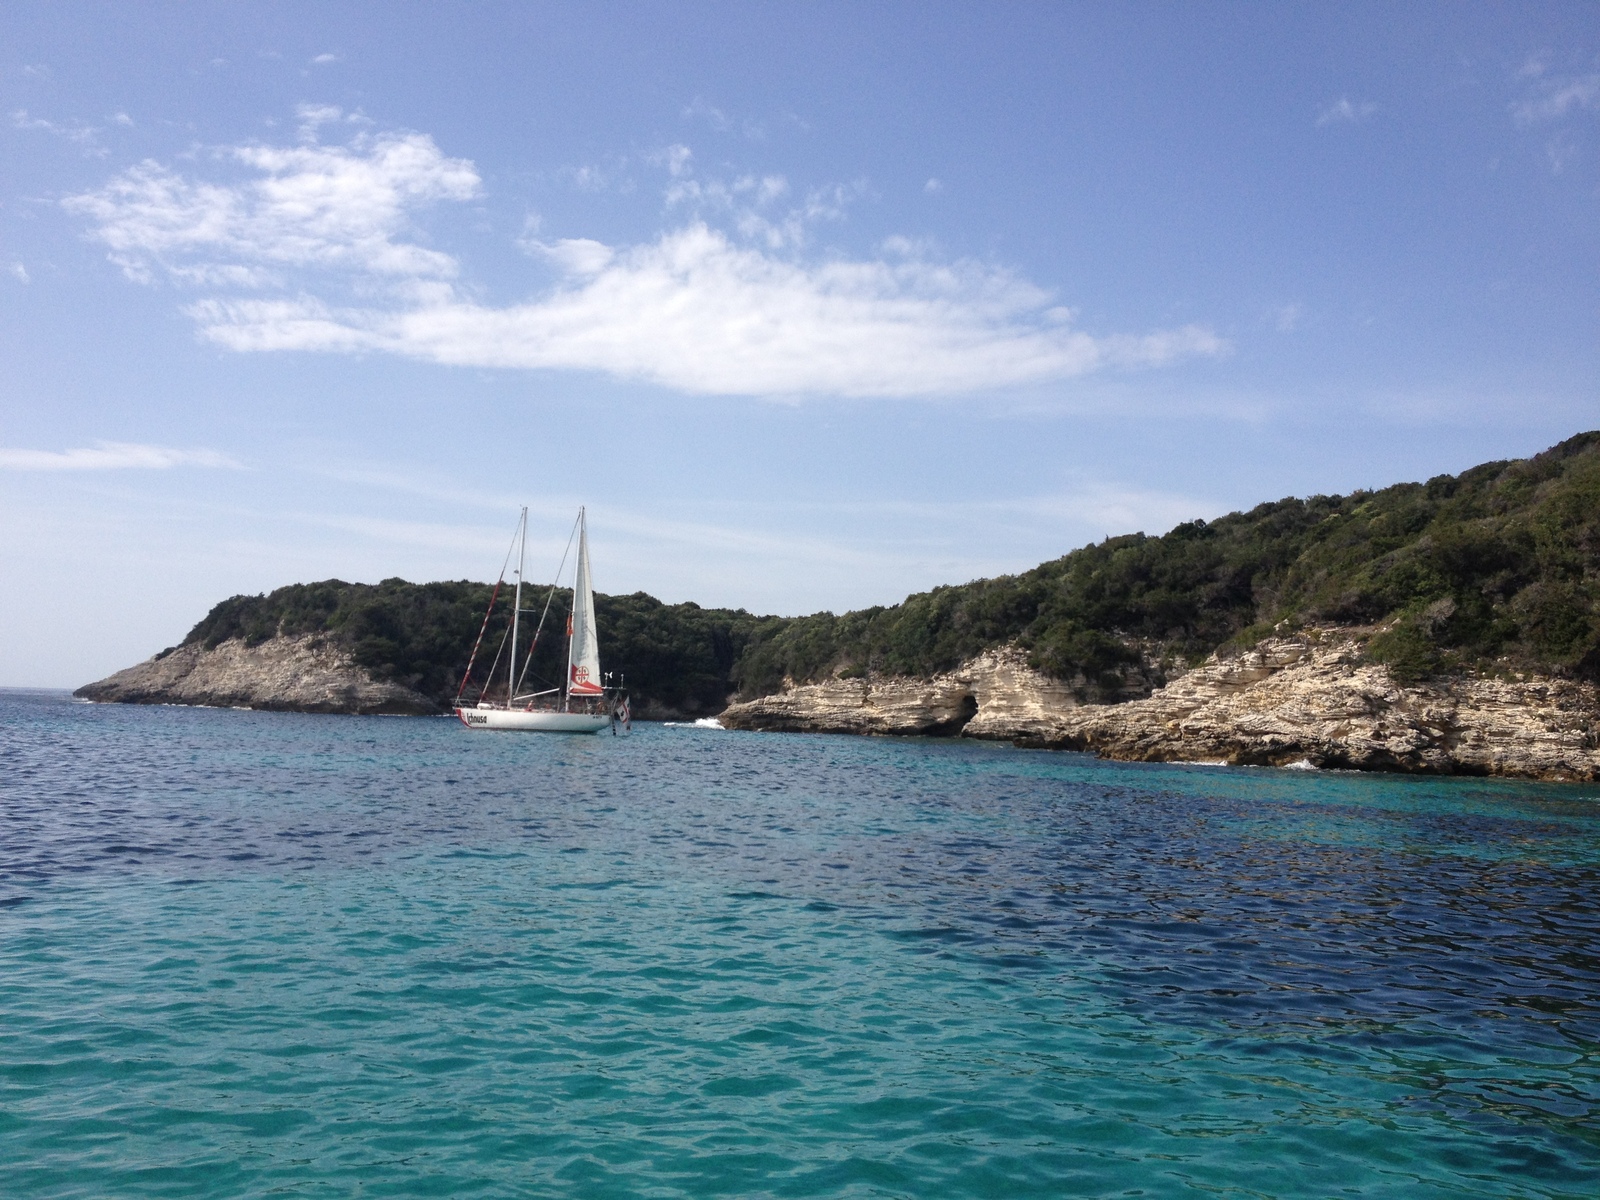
[180,582,774,718]
[734,431,1600,697]
[115,432,1600,717]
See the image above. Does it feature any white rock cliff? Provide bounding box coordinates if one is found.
[75,636,435,715]
[718,631,1600,781]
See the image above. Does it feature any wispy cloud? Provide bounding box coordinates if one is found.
[8,262,28,284]
[682,96,764,139]
[66,117,1228,400]
[662,164,858,251]
[65,108,479,285]
[0,441,241,471]
[12,108,106,154]
[1510,65,1598,174]
[649,143,694,178]
[682,97,732,131]
[1317,97,1378,126]
[310,53,341,65]
[1513,70,1600,123]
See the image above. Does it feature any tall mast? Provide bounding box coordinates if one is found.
[564,507,585,712]
[569,508,582,713]
[508,507,526,703]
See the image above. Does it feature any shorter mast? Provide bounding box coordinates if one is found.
[508,507,526,705]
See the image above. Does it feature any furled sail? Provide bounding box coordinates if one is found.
[567,509,604,696]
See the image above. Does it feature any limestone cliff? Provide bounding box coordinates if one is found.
[74,635,436,715]
[718,648,1074,738]
[717,631,1600,782]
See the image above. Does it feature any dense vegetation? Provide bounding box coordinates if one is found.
[736,432,1600,691]
[185,580,770,716]
[182,433,1600,710]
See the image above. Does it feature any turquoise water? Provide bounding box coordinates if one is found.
[2,690,1598,1197]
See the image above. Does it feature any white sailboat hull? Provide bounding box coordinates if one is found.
[455,707,611,734]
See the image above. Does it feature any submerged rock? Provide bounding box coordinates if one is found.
[74,635,436,715]
[718,631,1600,782]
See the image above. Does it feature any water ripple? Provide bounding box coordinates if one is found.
[1,690,1598,1197]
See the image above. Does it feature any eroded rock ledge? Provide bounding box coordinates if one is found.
[74,635,435,715]
[717,633,1600,782]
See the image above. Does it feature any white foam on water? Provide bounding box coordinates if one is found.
[665,717,726,730]
[1283,759,1319,770]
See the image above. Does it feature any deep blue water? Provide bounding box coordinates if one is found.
[2,688,1598,1198]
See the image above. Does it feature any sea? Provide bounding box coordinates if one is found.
[2,688,1597,1198]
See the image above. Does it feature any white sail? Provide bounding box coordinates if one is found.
[567,509,604,696]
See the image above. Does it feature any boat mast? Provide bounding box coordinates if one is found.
[508,506,526,704]
[564,506,585,713]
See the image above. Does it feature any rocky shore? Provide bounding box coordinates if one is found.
[719,630,1600,782]
[74,635,436,715]
[77,627,1600,780]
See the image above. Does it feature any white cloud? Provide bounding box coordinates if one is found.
[294,102,345,139]
[682,98,731,132]
[560,161,625,192]
[8,262,28,284]
[65,123,480,284]
[1317,97,1378,126]
[184,223,1228,396]
[1514,71,1600,123]
[682,97,764,139]
[664,166,862,251]
[924,178,943,194]
[0,441,240,471]
[12,108,104,153]
[67,121,1228,400]
[311,53,341,65]
[527,236,615,276]
[649,143,694,178]
[1274,303,1302,332]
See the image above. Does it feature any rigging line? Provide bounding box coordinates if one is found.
[454,517,523,704]
[480,515,528,703]
[514,512,581,698]
[480,611,514,703]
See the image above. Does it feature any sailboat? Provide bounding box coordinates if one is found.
[453,507,624,734]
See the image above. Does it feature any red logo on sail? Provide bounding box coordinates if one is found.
[570,663,602,695]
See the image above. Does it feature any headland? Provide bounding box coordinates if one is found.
[79,433,1600,780]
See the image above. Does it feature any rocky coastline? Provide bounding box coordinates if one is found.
[719,630,1600,782]
[77,627,1600,781]
[74,635,437,715]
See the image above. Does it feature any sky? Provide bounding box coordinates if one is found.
[2,1,1597,688]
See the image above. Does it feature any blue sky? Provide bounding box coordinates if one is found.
[2,1,1597,687]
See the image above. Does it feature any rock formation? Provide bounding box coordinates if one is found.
[718,630,1600,782]
[718,647,1070,738]
[76,626,1600,780]
[74,636,436,715]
